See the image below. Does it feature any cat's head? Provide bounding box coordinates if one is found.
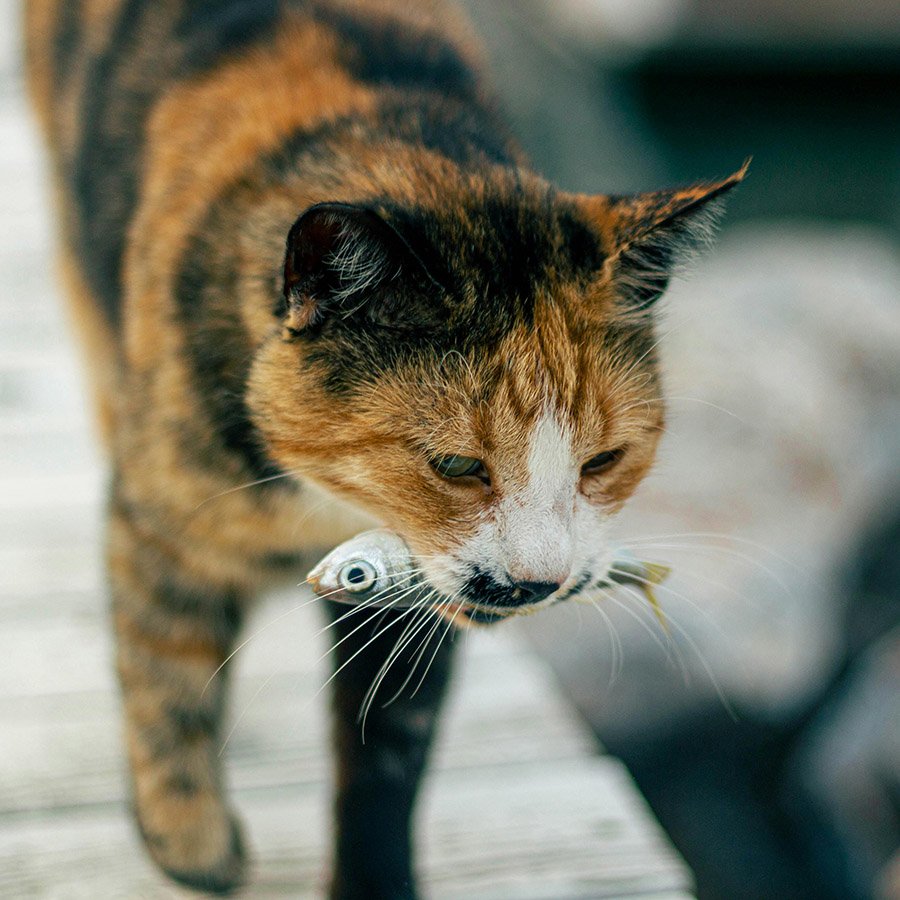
[249,162,747,616]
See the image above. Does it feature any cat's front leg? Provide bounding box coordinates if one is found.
[107,487,248,894]
[326,602,457,900]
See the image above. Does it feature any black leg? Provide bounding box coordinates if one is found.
[325,602,457,900]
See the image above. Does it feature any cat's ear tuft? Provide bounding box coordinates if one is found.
[280,202,445,336]
[586,159,749,312]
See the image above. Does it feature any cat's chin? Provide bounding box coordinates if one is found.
[436,602,517,629]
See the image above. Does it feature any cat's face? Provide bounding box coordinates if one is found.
[250,165,745,615]
[349,311,664,612]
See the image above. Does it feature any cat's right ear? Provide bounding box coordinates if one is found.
[577,159,749,313]
[279,202,445,337]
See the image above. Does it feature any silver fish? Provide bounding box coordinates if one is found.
[306,530,430,609]
[307,530,670,628]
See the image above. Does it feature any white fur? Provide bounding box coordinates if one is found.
[327,227,388,308]
[497,409,577,584]
[424,406,613,605]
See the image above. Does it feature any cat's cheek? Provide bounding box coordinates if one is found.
[410,519,497,598]
[565,496,612,580]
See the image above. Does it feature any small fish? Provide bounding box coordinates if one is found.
[307,530,670,628]
[306,530,429,610]
[597,549,671,633]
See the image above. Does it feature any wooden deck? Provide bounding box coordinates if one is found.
[0,32,692,899]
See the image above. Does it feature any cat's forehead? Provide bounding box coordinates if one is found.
[385,176,608,325]
[411,304,660,452]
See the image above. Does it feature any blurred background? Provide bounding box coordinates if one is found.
[454,1,900,897]
[1,0,897,897]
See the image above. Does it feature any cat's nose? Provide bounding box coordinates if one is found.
[511,580,561,603]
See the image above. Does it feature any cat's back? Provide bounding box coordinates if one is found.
[24,0,483,329]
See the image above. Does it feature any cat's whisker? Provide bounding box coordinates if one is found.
[663,395,747,424]
[609,325,681,388]
[216,670,278,758]
[315,575,427,643]
[354,605,438,734]
[359,600,441,735]
[615,540,795,601]
[375,591,445,712]
[314,585,431,701]
[605,566,727,636]
[408,599,462,700]
[582,597,623,688]
[202,570,425,697]
[389,595,453,705]
[217,587,434,758]
[598,580,738,719]
[201,591,322,697]
[608,560,767,618]
[580,585,674,664]
[607,367,655,400]
[289,493,347,535]
[365,601,435,703]
[309,569,424,633]
[657,607,739,722]
[617,531,802,572]
[614,398,655,418]
[601,585,694,683]
[191,468,302,512]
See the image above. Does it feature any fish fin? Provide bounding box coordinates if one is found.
[642,562,671,586]
[636,561,670,633]
[642,583,670,635]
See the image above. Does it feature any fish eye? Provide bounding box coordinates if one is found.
[430,454,489,482]
[581,448,625,476]
[339,560,378,593]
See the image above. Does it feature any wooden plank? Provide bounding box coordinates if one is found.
[0,637,691,897]
[0,618,596,814]
[0,609,690,897]
[0,759,688,900]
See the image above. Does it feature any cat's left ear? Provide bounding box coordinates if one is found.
[580,159,750,311]
[279,202,446,336]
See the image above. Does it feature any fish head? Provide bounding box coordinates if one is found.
[306,530,415,606]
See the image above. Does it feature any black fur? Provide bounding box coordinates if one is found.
[73,0,150,326]
[176,200,286,481]
[308,2,478,100]
[72,0,282,328]
[461,566,528,609]
[177,0,280,70]
[327,601,456,900]
[50,0,83,94]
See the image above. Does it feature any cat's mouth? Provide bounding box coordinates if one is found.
[436,601,514,628]
[436,588,564,628]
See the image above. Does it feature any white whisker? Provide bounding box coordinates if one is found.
[314,586,429,701]
[358,602,441,736]
[664,395,747,424]
[192,469,301,512]
[409,600,461,700]
[217,670,277,758]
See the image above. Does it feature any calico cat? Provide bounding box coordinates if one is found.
[24,0,745,895]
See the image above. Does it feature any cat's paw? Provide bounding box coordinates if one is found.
[136,794,247,895]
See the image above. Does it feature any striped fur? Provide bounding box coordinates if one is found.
[25,1,745,894]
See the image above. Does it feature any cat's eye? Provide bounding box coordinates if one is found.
[581,448,625,475]
[431,454,488,482]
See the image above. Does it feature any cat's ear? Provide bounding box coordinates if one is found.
[280,202,445,336]
[582,159,749,312]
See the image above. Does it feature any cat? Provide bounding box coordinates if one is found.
[24,0,744,895]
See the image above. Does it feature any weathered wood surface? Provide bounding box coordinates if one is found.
[0,25,693,898]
